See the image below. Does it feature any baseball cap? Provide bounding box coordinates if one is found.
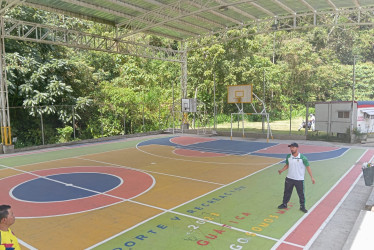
[288,142,299,147]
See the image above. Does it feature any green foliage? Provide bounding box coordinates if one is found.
[57,126,74,143]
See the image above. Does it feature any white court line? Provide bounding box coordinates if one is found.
[85,158,290,249]
[1,160,293,250]
[171,148,230,158]
[0,164,158,218]
[5,136,349,249]
[169,136,216,146]
[0,134,170,164]
[271,148,368,250]
[136,143,279,165]
[250,147,351,163]
[75,157,225,186]
[304,151,374,249]
[18,239,38,250]
[0,143,140,172]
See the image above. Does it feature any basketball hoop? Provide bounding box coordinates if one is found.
[234,97,242,103]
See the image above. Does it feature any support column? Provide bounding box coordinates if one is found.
[180,42,188,99]
[180,42,188,130]
[0,17,13,153]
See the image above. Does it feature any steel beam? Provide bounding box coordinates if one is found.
[0,0,23,15]
[186,6,374,50]
[1,17,184,62]
[117,0,256,38]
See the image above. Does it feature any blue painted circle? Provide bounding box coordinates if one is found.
[11,173,122,202]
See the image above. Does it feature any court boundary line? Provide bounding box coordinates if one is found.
[169,136,216,146]
[0,164,162,218]
[249,142,281,155]
[0,134,171,161]
[75,157,226,186]
[85,158,294,249]
[171,148,229,158]
[304,152,374,249]
[141,137,280,156]
[136,144,280,165]
[0,141,152,172]
[18,238,37,250]
[252,147,351,163]
[304,171,362,249]
[1,136,358,249]
[9,171,125,203]
[251,143,341,155]
[270,148,369,249]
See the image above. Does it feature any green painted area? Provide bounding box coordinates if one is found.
[96,148,365,249]
[0,136,171,168]
[95,212,275,250]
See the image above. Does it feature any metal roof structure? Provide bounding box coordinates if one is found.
[1,0,374,60]
[16,0,374,42]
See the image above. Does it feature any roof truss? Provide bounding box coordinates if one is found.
[1,0,374,60]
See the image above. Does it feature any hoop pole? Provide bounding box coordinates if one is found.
[267,114,270,142]
[242,102,244,138]
[230,113,233,140]
[172,80,175,134]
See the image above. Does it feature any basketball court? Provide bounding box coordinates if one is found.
[1,134,373,249]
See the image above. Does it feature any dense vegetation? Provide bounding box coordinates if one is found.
[5,6,374,147]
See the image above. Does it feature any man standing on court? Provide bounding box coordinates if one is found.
[0,205,21,250]
[277,143,315,213]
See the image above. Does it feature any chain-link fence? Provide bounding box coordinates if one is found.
[8,101,212,149]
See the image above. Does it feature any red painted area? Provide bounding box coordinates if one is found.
[0,166,154,217]
[256,144,340,154]
[174,148,227,157]
[277,243,302,250]
[279,150,374,248]
[170,136,216,146]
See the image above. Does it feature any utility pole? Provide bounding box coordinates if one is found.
[350,55,356,143]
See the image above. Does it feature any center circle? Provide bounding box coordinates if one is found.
[11,172,122,202]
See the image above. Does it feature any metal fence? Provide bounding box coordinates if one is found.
[7,101,211,149]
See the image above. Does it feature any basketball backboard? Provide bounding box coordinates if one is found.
[227,85,252,103]
[181,98,197,112]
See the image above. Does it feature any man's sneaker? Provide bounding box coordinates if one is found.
[300,207,308,213]
[278,204,287,209]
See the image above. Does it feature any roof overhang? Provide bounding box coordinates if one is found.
[15,0,374,42]
[362,110,374,116]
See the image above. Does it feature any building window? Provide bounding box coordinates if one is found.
[338,111,350,118]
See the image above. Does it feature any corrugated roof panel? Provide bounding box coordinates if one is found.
[125,0,159,10]
[219,9,253,23]
[255,0,290,16]
[150,26,189,40]
[199,12,237,26]
[27,0,67,10]
[279,0,311,13]
[359,0,374,7]
[87,0,141,17]
[308,0,334,10]
[167,21,204,34]
[182,16,220,30]
[332,0,358,9]
[20,0,374,42]
[236,4,273,19]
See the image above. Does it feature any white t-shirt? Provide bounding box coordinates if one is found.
[286,153,310,180]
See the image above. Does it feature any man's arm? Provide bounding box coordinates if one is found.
[306,166,315,184]
[278,165,289,175]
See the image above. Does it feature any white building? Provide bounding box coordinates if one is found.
[315,101,374,135]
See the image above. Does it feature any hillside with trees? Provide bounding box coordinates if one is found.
[5,6,374,147]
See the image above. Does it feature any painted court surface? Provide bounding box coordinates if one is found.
[0,135,373,250]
